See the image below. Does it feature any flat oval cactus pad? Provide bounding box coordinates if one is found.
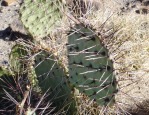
[67,24,117,106]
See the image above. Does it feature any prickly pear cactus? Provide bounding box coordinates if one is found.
[9,44,28,73]
[20,0,64,38]
[0,66,53,115]
[67,24,117,106]
[34,50,76,114]
[0,66,12,77]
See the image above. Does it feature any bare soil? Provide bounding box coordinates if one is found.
[0,0,26,67]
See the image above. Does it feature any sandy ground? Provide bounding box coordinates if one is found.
[0,0,26,67]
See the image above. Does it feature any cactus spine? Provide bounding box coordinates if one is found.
[67,24,117,106]
[34,50,76,114]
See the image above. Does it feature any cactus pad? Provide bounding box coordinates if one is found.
[20,0,64,37]
[9,44,28,73]
[34,50,76,114]
[67,24,117,106]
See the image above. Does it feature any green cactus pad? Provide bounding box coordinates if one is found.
[20,0,64,37]
[9,44,28,73]
[67,24,117,106]
[34,50,76,114]
[0,67,12,77]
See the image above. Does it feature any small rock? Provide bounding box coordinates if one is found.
[2,60,8,65]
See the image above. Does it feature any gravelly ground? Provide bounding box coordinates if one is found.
[0,0,26,67]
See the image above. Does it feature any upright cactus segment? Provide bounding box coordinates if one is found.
[34,50,76,114]
[20,0,64,38]
[67,24,117,106]
[0,67,12,77]
[9,44,28,73]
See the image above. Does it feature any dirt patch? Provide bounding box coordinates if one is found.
[0,0,27,67]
